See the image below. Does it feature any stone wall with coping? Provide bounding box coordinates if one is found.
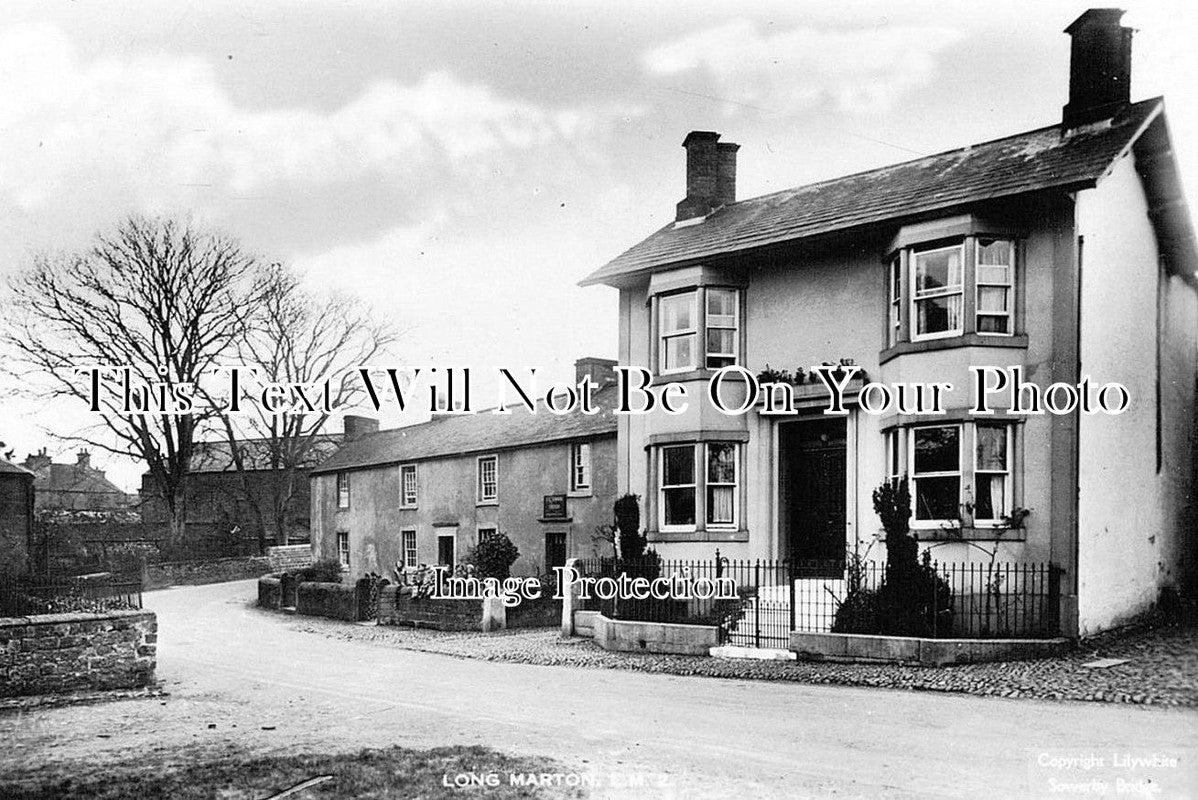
[0,609,156,697]
[377,585,482,631]
[266,545,313,573]
[145,556,271,590]
[296,581,358,621]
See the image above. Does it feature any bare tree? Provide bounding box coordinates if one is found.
[211,263,397,550]
[3,216,268,552]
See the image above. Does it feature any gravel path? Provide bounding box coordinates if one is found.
[281,606,1198,707]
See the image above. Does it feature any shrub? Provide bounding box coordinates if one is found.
[467,532,519,580]
[295,558,343,583]
[831,588,881,634]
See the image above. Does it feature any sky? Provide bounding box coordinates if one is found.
[0,0,1195,490]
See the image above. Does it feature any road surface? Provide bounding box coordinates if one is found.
[4,580,1195,798]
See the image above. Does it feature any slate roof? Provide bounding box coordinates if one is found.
[0,458,33,477]
[189,434,344,473]
[581,98,1165,286]
[311,385,619,475]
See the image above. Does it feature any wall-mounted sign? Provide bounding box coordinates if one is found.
[542,494,568,520]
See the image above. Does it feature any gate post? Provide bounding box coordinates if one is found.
[560,557,581,637]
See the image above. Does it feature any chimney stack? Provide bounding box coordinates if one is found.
[343,415,379,441]
[1063,8,1133,129]
[76,450,91,470]
[676,131,737,221]
[575,356,618,389]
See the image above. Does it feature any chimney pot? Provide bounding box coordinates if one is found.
[1063,8,1133,129]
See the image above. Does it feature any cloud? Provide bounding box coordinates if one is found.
[0,23,608,215]
[643,20,964,115]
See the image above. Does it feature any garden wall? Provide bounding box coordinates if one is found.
[377,586,482,631]
[144,556,271,590]
[0,609,156,697]
[592,613,719,656]
[296,581,359,621]
[265,545,312,573]
[258,575,282,609]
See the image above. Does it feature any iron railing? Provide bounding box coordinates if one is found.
[576,555,1061,647]
[0,574,143,617]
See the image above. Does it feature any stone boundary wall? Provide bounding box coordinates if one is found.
[266,545,313,573]
[145,556,272,590]
[378,585,482,631]
[789,631,1074,666]
[592,613,719,656]
[296,581,358,621]
[258,575,283,609]
[0,609,156,697]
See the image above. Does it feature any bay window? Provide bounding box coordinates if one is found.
[659,292,698,373]
[973,424,1011,523]
[898,422,1016,528]
[912,244,964,340]
[705,288,739,369]
[975,239,1014,334]
[887,257,902,346]
[655,286,741,374]
[911,425,962,521]
[658,441,740,530]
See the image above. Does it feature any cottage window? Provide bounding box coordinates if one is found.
[911,425,961,522]
[900,422,1015,527]
[477,527,497,544]
[705,442,738,528]
[570,442,592,493]
[660,444,696,528]
[336,472,350,509]
[973,424,1011,523]
[975,239,1014,334]
[912,244,964,340]
[401,529,417,569]
[705,288,739,369]
[400,464,418,508]
[477,455,498,503]
[887,257,902,346]
[337,531,350,567]
[885,429,903,485]
[659,292,698,373]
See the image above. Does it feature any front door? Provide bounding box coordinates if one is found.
[437,531,456,568]
[544,532,567,573]
[780,418,847,577]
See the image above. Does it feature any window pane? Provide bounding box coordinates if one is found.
[978,287,1008,313]
[977,315,1009,334]
[706,288,736,318]
[915,476,960,520]
[977,239,1012,265]
[707,486,734,524]
[916,294,962,334]
[662,446,694,486]
[976,425,1007,471]
[663,487,696,526]
[706,328,735,356]
[660,293,694,333]
[977,264,1010,285]
[664,334,695,370]
[707,443,736,483]
[974,474,1006,520]
[915,248,962,292]
[913,426,959,473]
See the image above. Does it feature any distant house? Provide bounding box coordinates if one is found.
[139,428,354,547]
[310,358,619,580]
[0,459,34,579]
[21,449,134,514]
[581,10,1198,636]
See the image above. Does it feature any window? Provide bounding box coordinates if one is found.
[477,527,497,544]
[660,445,696,528]
[973,424,1011,523]
[884,429,902,485]
[912,244,964,340]
[705,442,738,527]
[888,257,902,346]
[400,464,418,508]
[659,292,698,373]
[401,529,417,569]
[658,442,740,530]
[975,239,1013,335]
[336,531,350,567]
[477,455,498,503]
[705,288,739,369]
[336,472,350,509]
[570,442,592,493]
[901,423,1015,527]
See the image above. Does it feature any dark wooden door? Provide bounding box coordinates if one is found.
[544,532,567,572]
[781,419,847,577]
[437,534,455,567]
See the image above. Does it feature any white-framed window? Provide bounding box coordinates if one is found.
[570,442,592,493]
[911,244,964,340]
[973,423,1012,524]
[911,424,962,524]
[888,257,902,346]
[976,238,1014,335]
[705,442,738,528]
[399,464,418,508]
[884,429,903,484]
[659,291,698,373]
[705,288,739,369]
[477,455,498,503]
[659,444,697,529]
[336,472,350,509]
[336,531,350,567]
[477,527,497,544]
[401,529,417,569]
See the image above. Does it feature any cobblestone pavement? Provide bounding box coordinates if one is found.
[284,608,1198,707]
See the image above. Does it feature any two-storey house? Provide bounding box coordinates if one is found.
[581,9,1197,637]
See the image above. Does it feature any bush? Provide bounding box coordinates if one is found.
[467,532,519,580]
[831,589,881,634]
[294,558,343,583]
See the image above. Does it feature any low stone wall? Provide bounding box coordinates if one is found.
[258,575,283,610]
[506,597,562,629]
[573,610,599,638]
[0,609,156,697]
[378,586,482,631]
[592,613,719,656]
[789,631,1074,666]
[266,544,313,573]
[296,581,358,621]
[145,556,271,590]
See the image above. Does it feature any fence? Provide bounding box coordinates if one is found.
[577,555,1061,647]
[0,573,143,617]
